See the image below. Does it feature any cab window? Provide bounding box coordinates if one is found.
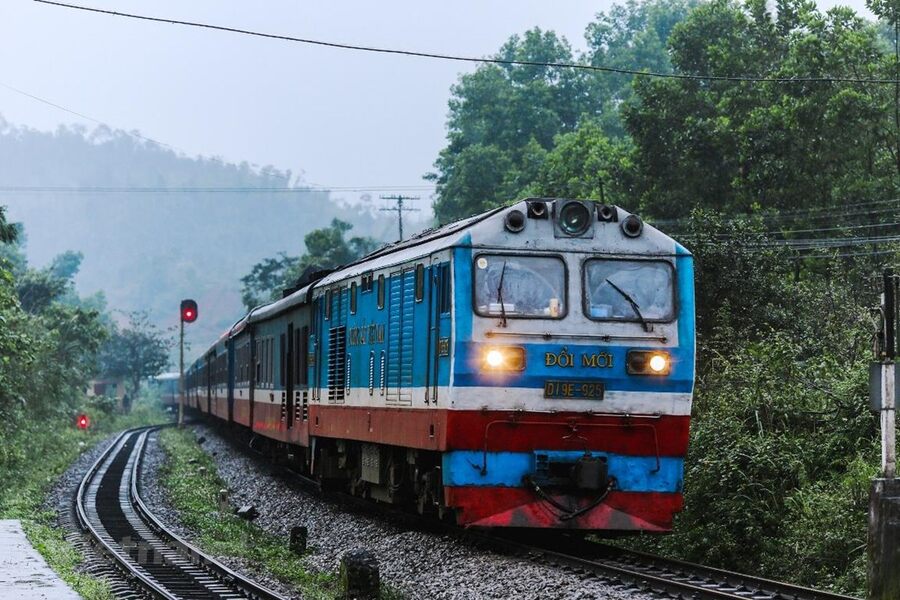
[473,254,566,319]
[583,259,675,322]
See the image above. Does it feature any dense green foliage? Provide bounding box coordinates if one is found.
[0,206,168,596]
[624,212,878,593]
[0,217,106,422]
[431,0,897,222]
[624,0,896,218]
[428,0,694,223]
[240,219,379,310]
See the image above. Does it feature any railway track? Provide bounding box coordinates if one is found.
[76,426,286,600]
[492,531,861,600]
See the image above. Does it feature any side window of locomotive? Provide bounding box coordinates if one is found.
[439,263,452,314]
[280,333,286,387]
[298,326,309,385]
[268,338,275,386]
[324,291,332,320]
[583,259,675,322]
[350,281,358,314]
[377,274,385,309]
[473,254,566,319]
[415,263,425,302]
[255,341,262,383]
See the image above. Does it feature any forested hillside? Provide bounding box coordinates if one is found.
[0,119,402,353]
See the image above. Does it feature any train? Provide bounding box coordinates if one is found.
[152,372,180,411]
[185,198,696,532]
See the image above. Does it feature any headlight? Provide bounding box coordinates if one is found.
[627,350,671,376]
[559,201,592,236]
[481,346,526,371]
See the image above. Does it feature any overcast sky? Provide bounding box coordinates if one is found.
[0,0,875,212]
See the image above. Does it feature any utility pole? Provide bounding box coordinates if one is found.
[380,195,420,241]
[178,299,198,428]
[869,269,900,600]
[178,318,184,427]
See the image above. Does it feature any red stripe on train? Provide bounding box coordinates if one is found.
[204,400,691,457]
[445,487,683,530]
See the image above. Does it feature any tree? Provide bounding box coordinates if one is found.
[0,206,17,244]
[240,253,296,310]
[99,311,171,412]
[15,251,84,314]
[623,0,894,219]
[240,219,380,310]
[584,0,697,136]
[48,250,83,281]
[521,119,633,202]
[428,28,594,223]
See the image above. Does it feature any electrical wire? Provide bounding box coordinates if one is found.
[0,81,179,152]
[659,204,900,231]
[0,185,435,194]
[34,0,900,85]
[787,248,900,260]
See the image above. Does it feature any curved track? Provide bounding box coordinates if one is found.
[76,427,286,600]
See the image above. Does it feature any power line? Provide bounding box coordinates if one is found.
[380,195,420,241]
[35,0,900,86]
[682,234,900,250]
[787,248,900,260]
[659,203,900,230]
[0,81,179,152]
[0,185,435,194]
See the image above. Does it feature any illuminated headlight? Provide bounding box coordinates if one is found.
[481,346,526,371]
[627,350,671,376]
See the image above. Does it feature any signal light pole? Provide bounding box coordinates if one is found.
[869,270,900,600]
[178,299,198,427]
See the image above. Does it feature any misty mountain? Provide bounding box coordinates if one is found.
[0,117,412,360]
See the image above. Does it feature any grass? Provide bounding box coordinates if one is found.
[158,427,338,598]
[0,398,168,600]
[158,427,404,599]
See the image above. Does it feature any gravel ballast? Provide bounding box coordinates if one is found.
[140,422,655,600]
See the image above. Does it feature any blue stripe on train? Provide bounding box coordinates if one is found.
[675,246,696,383]
[442,450,684,493]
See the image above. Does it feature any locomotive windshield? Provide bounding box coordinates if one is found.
[583,259,675,322]
[474,254,566,318]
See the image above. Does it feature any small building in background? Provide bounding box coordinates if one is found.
[86,377,127,408]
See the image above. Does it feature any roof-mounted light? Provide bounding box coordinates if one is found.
[621,214,643,238]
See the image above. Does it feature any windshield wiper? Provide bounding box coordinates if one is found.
[605,278,651,332]
[497,261,508,328]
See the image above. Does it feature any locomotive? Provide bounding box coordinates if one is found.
[186,198,695,531]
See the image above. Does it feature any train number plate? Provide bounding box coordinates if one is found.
[543,380,604,400]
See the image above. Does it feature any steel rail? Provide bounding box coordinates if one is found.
[585,540,860,600]
[75,427,179,600]
[76,426,287,600]
[131,429,286,600]
[498,532,862,600]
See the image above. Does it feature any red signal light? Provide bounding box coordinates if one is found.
[77,414,89,429]
[180,299,198,323]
